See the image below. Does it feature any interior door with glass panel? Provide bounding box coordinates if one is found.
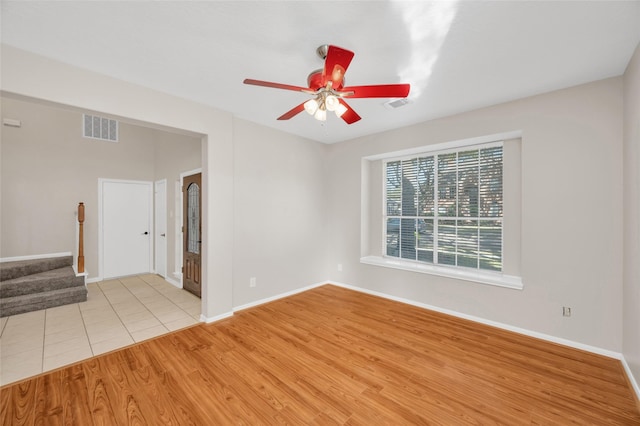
[183,173,202,297]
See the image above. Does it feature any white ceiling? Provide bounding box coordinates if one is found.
[2,1,639,144]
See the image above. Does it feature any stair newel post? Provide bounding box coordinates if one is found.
[78,202,85,273]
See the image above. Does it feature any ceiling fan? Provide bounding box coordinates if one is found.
[243,44,410,124]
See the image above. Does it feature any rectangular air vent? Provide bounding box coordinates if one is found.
[383,98,411,109]
[83,114,118,142]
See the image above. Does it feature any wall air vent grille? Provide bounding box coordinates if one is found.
[383,98,411,109]
[83,114,118,142]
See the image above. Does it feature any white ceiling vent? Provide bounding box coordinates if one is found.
[383,98,411,110]
[83,114,118,142]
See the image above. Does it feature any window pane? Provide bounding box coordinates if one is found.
[401,159,417,216]
[187,183,200,254]
[479,220,502,271]
[418,249,434,263]
[386,218,400,257]
[416,218,433,250]
[480,147,503,217]
[438,153,457,216]
[457,219,478,268]
[417,218,434,263]
[458,150,479,217]
[386,161,402,216]
[437,220,456,265]
[417,156,435,216]
[401,218,417,260]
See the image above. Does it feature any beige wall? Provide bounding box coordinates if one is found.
[623,43,640,387]
[0,96,201,280]
[1,45,235,320]
[327,77,624,352]
[232,118,328,306]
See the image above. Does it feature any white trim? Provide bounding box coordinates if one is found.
[200,311,233,324]
[364,130,522,161]
[164,276,182,289]
[154,179,168,279]
[621,356,640,401]
[326,280,621,359]
[0,252,72,263]
[180,168,203,179]
[382,140,504,163]
[232,281,327,313]
[360,255,523,290]
[86,276,101,284]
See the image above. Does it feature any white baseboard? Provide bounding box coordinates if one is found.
[621,356,640,402]
[164,276,182,289]
[200,311,233,323]
[0,252,72,263]
[232,281,327,313]
[327,280,622,360]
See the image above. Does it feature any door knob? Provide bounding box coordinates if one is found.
[160,233,166,237]
[143,231,149,235]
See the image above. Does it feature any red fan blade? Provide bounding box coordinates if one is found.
[322,45,354,89]
[340,84,410,98]
[338,99,361,124]
[277,102,307,120]
[244,78,310,93]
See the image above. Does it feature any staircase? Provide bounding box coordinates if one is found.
[0,256,87,317]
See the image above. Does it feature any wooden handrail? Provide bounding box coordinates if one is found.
[78,202,85,273]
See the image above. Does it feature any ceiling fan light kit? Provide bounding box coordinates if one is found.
[243,44,410,125]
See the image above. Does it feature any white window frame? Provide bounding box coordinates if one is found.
[360,133,523,290]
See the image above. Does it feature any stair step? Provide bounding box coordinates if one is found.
[0,266,84,298]
[0,286,87,317]
[0,256,73,281]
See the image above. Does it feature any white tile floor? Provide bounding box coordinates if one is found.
[0,274,201,386]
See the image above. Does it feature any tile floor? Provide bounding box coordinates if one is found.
[0,274,201,386]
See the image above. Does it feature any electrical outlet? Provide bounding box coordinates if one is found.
[563,306,571,317]
[250,277,256,288]
[337,264,343,272]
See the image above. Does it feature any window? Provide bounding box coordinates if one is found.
[384,142,503,272]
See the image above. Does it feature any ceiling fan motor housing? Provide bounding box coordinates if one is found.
[307,69,345,91]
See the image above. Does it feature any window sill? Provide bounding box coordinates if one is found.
[360,256,523,290]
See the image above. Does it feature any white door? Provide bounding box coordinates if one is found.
[155,179,167,278]
[101,179,153,279]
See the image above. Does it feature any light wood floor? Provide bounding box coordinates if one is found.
[1,284,639,425]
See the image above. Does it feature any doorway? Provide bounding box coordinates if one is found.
[182,173,202,297]
[100,179,153,279]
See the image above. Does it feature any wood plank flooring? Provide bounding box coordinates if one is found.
[1,284,639,425]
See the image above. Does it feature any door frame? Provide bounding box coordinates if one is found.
[154,179,167,279]
[98,178,154,281]
[175,168,202,286]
